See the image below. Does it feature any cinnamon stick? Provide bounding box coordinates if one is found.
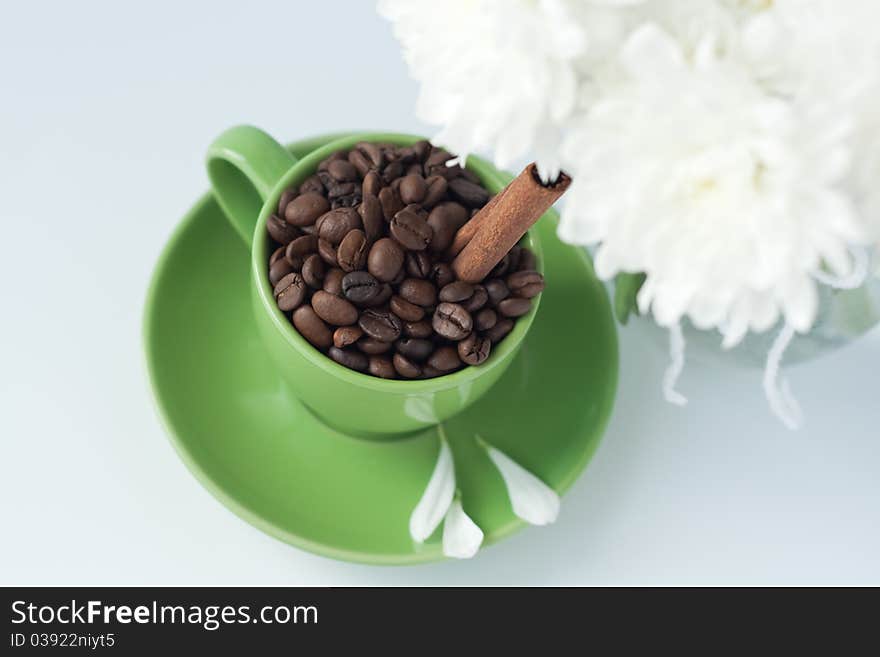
[446,184,509,258]
[451,163,570,283]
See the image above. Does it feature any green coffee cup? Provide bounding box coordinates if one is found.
[205,126,542,437]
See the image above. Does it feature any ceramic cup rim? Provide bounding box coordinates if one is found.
[250,132,543,393]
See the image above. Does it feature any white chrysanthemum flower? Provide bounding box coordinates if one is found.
[381,0,880,426]
[378,0,642,180]
[559,23,869,344]
[736,0,880,103]
[850,93,880,245]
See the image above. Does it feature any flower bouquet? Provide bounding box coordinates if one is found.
[380,0,880,429]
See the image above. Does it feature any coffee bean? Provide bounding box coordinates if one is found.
[390,295,425,322]
[399,174,427,205]
[324,176,357,198]
[318,238,339,267]
[285,234,318,262]
[428,346,461,372]
[463,284,488,312]
[333,325,363,349]
[269,245,286,266]
[458,332,491,365]
[337,229,368,273]
[422,175,448,209]
[323,268,345,296]
[356,142,384,169]
[395,338,433,362]
[286,254,305,272]
[406,163,425,177]
[432,303,472,340]
[331,192,362,209]
[485,318,514,343]
[367,238,404,283]
[474,308,497,331]
[506,245,523,271]
[461,167,482,184]
[328,159,358,183]
[298,175,324,196]
[498,297,532,318]
[348,149,372,177]
[382,160,404,184]
[277,189,297,216]
[439,281,474,303]
[292,306,333,349]
[357,337,392,355]
[328,346,368,372]
[359,309,402,342]
[507,270,545,298]
[358,194,383,241]
[301,253,325,288]
[318,151,347,172]
[403,202,428,218]
[403,319,433,339]
[364,282,393,307]
[485,278,510,306]
[430,263,455,288]
[341,270,381,304]
[267,213,301,245]
[427,202,469,253]
[318,207,361,244]
[518,248,537,272]
[393,352,422,379]
[300,224,317,235]
[420,365,442,379]
[398,146,418,164]
[362,170,382,198]
[269,257,295,286]
[490,253,511,277]
[399,278,437,307]
[378,186,403,222]
[425,147,453,169]
[390,267,406,285]
[285,192,330,227]
[432,162,466,181]
[412,140,431,162]
[273,272,307,311]
[390,208,433,251]
[311,290,358,326]
[368,355,397,379]
[405,251,432,278]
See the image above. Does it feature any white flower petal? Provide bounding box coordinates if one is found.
[442,498,484,559]
[382,0,880,356]
[778,275,818,334]
[409,437,455,543]
[485,445,560,526]
[620,23,685,80]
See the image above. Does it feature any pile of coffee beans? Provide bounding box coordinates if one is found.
[267,140,545,379]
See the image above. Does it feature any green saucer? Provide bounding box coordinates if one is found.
[144,135,618,564]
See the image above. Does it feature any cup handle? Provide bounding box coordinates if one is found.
[206,125,298,245]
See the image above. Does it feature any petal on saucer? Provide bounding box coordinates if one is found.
[442,498,483,559]
[409,437,455,543]
[485,444,560,526]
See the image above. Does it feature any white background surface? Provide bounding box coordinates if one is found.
[1,1,878,585]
